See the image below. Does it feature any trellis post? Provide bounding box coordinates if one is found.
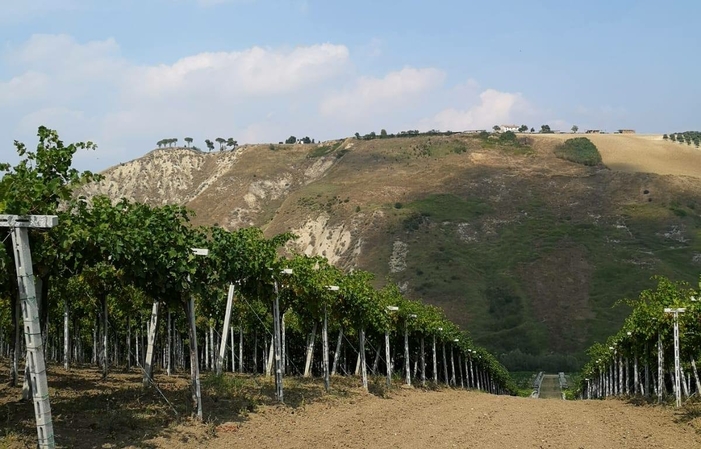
[1,214,58,449]
[664,307,685,407]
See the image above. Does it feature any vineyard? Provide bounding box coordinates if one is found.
[577,275,701,407]
[0,128,513,448]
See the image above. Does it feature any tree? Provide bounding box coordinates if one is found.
[302,136,312,144]
[205,139,214,152]
[530,127,535,133]
[380,129,388,138]
[670,134,676,142]
[184,137,193,147]
[571,125,579,134]
[215,138,225,150]
[492,125,501,132]
[226,138,238,150]
[0,126,100,384]
[518,125,528,133]
[663,134,668,140]
[285,136,297,144]
[540,125,552,133]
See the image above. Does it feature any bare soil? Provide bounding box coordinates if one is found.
[2,366,700,449]
[174,390,701,449]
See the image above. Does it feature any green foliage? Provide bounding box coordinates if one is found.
[0,126,518,401]
[0,126,100,215]
[286,136,297,144]
[540,125,552,134]
[577,275,701,394]
[554,137,603,166]
[498,131,517,144]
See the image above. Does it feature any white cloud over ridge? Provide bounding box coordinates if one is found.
[0,33,539,170]
[320,67,446,119]
[422,89,533,131]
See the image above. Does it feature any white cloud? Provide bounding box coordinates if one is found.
[421,89,532,131]
[320,67,445,119]
[125,44,349,101]
[0,33,546,171]
[0,71,50,105]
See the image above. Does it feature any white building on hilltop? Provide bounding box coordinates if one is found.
[500,124,519,132]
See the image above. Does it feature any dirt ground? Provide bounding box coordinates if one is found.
[2,367,700,449]
[163,390,701,449]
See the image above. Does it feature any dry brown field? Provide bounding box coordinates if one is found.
[533,133,701,178]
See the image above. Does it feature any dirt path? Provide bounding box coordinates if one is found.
[151,389,701,449]
[539,374,563,399]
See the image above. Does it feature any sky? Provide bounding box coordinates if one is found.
[0,0,699,171]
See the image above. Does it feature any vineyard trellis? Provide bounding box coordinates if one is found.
[577,276,701,407]
[0,128,516,448]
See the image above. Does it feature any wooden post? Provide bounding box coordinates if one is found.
[166,310,172,376]
[281,313,287,375]
[185,296,203,419]
[432,335,438,384]
[272,281,283,401]
[143,300,160,387]
[239,326,244,373]
[230,326,235,372]
[265,338,273,376]
[63,302,69,370]
[449,345,456,386]
[102,298,108,379]
[691,359,701,394]
[322,306,330,392]
[331,327,343,376]
[420,336,426,386]
[442,341,448,385]
[657,333,664,403]
[1,214,58,448]
[217,283,235,375]
[404,320,411,386]
[385,329,391,388]
[304,323,317,377]
[359,327,368,391]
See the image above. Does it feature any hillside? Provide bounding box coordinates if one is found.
[86,134,701,370]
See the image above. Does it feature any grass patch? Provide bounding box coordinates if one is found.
[308,141,344,158]
[406,193,490,222]
[554,137,603,166]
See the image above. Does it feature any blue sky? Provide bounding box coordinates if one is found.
[0,0,699,171]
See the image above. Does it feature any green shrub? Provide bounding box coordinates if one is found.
[499,131,517,144]
[554,137,602,166]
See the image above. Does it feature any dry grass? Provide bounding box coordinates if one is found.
[533,133,701,178]
[0,362,420,448]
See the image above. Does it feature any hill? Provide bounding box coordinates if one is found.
[85,133,701,370]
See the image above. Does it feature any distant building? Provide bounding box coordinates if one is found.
[618,129,636,134]
[500,124,519,132]
[585,129,601,134]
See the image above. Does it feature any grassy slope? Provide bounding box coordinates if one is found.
[299,135,701,370]
[97,134,701,371]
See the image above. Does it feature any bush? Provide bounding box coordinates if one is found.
[498,131,517,144]
[554,137,602,166]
